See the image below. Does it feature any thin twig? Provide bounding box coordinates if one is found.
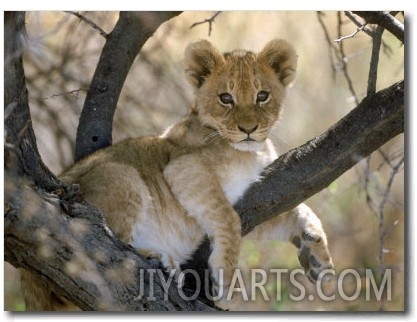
[364,156,378,214]
[32,88,87,101]
[65,11,108,39]
[334,24,368,43]
[379,156,404,230]
[377,149,394,169]
[367,25,384,96]
[362,147,404,312]
[316,11,339,79]
[337,12,359,105]
[378,155,404,311]
[376,149,404,171]
[189,11,221,36]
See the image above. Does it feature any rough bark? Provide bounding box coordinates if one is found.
[4,177,216,311]
[75,11,180,161]
[4,11,63,191]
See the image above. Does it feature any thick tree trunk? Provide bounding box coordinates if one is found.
[4,11,63,191]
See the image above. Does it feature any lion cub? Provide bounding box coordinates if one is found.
[21,39,333,310]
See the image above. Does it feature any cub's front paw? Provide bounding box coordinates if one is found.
[291,226,334,283]
[209,251,238,310]
[211,278,237,311]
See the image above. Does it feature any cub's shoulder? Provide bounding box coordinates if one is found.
[60,136,175,182]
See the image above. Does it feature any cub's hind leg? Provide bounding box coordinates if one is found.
[61,162,146,244]
[245,204,333,282]
[22,162,148,311]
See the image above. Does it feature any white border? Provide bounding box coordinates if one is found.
[1,0,415,11]
[2,1,414,322]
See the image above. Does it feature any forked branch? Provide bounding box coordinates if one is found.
[189,11,221,36]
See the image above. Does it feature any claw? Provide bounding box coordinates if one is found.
[291,236,301,248]
[309,254,321,268]
[302,230,321,243]
[297,246,310,269]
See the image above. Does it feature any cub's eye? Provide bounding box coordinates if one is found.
[256,91,270,103]
[219,93,234,105]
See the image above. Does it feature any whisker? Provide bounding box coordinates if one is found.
[197,125,225,145]
[203,131,223,145]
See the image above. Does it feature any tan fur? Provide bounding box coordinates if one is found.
[21,39,333,310]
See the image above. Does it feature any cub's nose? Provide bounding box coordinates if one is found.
[238,124,258,135]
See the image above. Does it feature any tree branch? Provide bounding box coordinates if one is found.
[336,12,359,105]
[367,25,384,96]
[189,11,221,36]
[75,11,181,161]
[344,11,374,38]
[316,11,338,79]
[334,23,368,43]
[352,11,404,43]
[4,11,63,191]
[65,11,108,39]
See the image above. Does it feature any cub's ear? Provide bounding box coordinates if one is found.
[184,40,224,88]
[257,39,297,87]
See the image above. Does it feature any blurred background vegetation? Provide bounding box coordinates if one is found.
[4,11,404,311]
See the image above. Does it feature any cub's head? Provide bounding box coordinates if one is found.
[185,39,297,152]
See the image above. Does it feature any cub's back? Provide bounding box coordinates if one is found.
[59,136,181,243]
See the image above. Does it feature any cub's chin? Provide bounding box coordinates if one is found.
[230,140,266,152]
